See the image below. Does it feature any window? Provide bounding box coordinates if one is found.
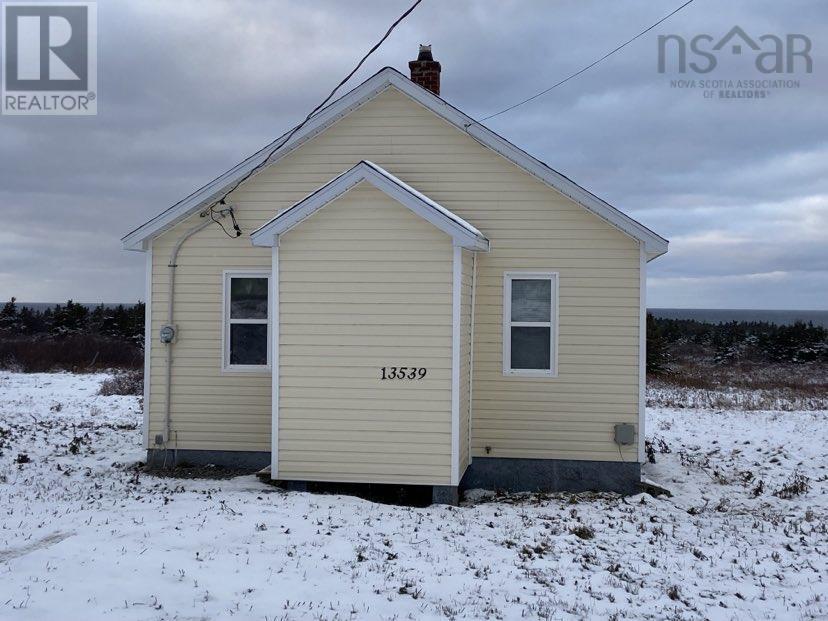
[503,272,558,376]
[223,272,271,371]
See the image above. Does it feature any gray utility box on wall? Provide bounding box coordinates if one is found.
[614,423,636,446]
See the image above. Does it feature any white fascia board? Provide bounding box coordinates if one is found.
[362,161,484,238]
[250,161,490,251]
[123,67,667,258]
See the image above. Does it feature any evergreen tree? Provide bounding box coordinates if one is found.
[17,306,45,335]
[646,313,671,374]
[49,300,89,335]
[0,297,20,333]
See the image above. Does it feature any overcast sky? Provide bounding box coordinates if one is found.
[1,0,825,309]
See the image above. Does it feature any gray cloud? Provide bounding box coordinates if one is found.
[0,0,825,309]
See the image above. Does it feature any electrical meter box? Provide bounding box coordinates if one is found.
[159,324,176,344]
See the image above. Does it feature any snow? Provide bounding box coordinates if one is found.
[0,372,826,620]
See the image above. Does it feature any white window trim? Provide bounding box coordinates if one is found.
[502,271,559,378]
[221,269,272,373]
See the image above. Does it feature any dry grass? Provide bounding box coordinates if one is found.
[656,359,827,390]
[0,335,142,372]
[648,360,828,410]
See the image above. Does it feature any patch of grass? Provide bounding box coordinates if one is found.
[99,370,143,396]
[648,360,828,411]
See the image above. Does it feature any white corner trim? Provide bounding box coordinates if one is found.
[250,160,489,251]
[451,245,462,486]
[142,241,152,449]
[220,269,272,374]
[638,243,647,463]
[271,240,280,478]
[502,271,559,378]
[121,67,667,258]
[468,251,478,465]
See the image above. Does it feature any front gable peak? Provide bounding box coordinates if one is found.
[122,66,667,260]
[250,161,490,251]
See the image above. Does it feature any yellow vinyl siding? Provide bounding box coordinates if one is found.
[277,182,453,485]
[146,84,641,464]
[147,223,272,452]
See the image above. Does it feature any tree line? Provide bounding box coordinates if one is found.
[0,298,144,343]
[1,298,825,375]
[0,298,145,371]
[647,314,827,373]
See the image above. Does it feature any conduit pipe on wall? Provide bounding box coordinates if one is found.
[163,211,231,446]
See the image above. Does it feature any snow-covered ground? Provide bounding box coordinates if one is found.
[0,373,825,620]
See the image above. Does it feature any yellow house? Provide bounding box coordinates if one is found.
[122,47,667,503]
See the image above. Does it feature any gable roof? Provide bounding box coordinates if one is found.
[249,160,490,251]
[122,67,668,259]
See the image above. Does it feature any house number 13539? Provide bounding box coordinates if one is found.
[380,367,427,380]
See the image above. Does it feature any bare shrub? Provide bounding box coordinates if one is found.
[645,437,671,463]
[570,525,595,540]
[99,370,143,396]
[774,472,810,499]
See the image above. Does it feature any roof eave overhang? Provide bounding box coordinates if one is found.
[645,245,669,262]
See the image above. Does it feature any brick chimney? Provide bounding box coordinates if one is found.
[408,44,441,96]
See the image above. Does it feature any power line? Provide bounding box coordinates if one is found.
[470,0,696,125]
[213,0,424,212]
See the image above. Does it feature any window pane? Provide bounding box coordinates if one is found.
[230,324,268,366]
[511,326,551,370]
[511,279,551,322]
[231,278,268,319]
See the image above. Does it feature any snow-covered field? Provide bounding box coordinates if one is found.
[0,373,826,620]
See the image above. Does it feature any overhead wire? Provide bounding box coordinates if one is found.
[211,0,424,216]
[202,0,696,237]
[467,0,696,126]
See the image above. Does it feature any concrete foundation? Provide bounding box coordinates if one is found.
[282,480,308,493]
[145,449,270,471]
[145,450,640,496]
[431,485,460,505]
[460,457,641,495]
